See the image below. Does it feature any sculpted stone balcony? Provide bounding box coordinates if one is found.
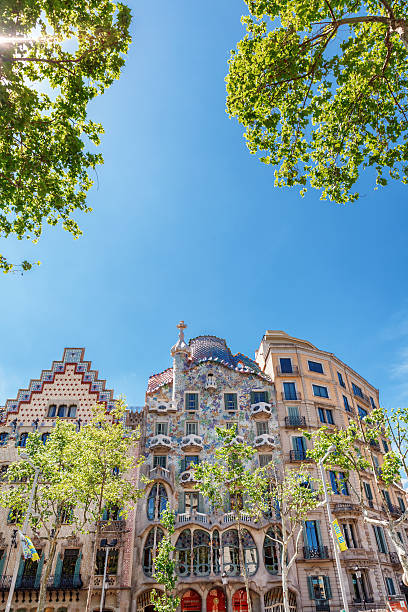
[251,402,273,418]
[227,435,244,445]
[149,434,172,451]
[254,433,276,451]
[221,511,259,527]
[150,402,176,414]
[149,464,173,485]
[179,467,198,486]
[181,434,204,452]
[176,511,210,527]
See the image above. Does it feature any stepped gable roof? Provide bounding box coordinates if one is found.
[0,348,115,423]
[147,335,269,394]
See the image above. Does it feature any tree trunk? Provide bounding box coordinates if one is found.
[281,544,290,612]
[85,523,100,612]
[237,518,252,612]
[393,21,408,50]
[37,536,58,612]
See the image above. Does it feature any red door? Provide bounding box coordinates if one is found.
[182,590,202,612]
[232,589,248,612]
[207,588,226,612]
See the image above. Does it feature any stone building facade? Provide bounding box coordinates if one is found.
[0,348,141,612]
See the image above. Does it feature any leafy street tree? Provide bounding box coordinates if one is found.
[306,407,408,584]
[0,0,132,273]
[151,507,180,612]
[263,465,324,612]
[194,425,269,612]
[0,401,143,612]
[227,1,408,204]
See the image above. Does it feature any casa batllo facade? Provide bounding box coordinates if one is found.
[0,348,141,612]
[0,328,407,612]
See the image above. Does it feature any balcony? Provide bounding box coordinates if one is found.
[97,519,126,533]
[149,464,173,485]
[16,576,37,590]
[251,402,273,418]
[276,365,299,376]
[254,433,276,450]
[334,502,360,514]
[289,450,311,462]
[353,390,370,405]
[303,546,329,560]
[315,603,330,612]
[93,574,118,588]
[390,552,401,565]
[150,402,176,414]
[222,511,257,526]
[369,439,381,452]
[181,434,203,452]
[149,434,172,451]
[48,575,83,590]
[227,436,244,445]
[281,392,302,402]
[383,504,403,518]
[285,415,306,428]
[179,467,198,486]
[176,511,210,527]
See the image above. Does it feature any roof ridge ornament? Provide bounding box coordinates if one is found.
[171,321,191,356]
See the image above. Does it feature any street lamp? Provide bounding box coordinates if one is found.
[318,445,350,612]
[5,453,41,612]
[99,538,117,612]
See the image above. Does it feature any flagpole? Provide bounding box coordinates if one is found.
[5,463,41,612]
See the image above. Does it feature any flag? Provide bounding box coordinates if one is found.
[19,531,39,561]
[332,519,348,551]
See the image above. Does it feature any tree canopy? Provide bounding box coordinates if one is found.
[226,0,408,203]
[0,0,131,272]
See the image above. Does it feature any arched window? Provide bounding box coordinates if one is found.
[263,528,281,575]
[222,529,258,576]
[18,433,28,448]
[147,484,168,520]
[193,530,210,576]
[67,405,77,418]
[175,529,191,577]
[143,527,163,576]
[0,433,8,446]
[48,405,57,417]
[57,405,66,418]
[41,433,50,445]
[212,529,220,575]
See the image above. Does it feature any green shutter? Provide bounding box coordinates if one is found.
[16,555,25,588]
[102,507,108,521]
[73,551,82,587]
[316,521,323,547]
[0,551,5,577]
[250,392,255,404]
[35,553,44,588]
[53,553,63,587]
[307,576,315,600]
[177,493,185,514]
[288,406,299,418]
[264,390,269,402]
[198,493,204,514]
[323,576,332,599]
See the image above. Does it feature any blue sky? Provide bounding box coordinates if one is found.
[1,0,408,410]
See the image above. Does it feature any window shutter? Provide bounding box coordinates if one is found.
[102,507,108,521]
[178,493,185,514]
[264,390,269,402]
[0,551,5,577]
[307,576,315,600]
[198,493,205,514]
[224,493,231,512]
[250,392,255,404]
[288,406,299,418]
[73,551,82,587]
[35,553,44,588]
[53,553,63,587]
[16,555,25,588]
[316,521,323,547]
[324,576,332,599]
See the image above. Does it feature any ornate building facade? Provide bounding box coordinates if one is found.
[0,348,141,612]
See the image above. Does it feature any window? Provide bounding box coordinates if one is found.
[259,454,273,468]
[0,433,8,446]
[252,391,268,404]
[256,422,269,436]
[224,393,238,411]
[147,484,168,520]
[41,433,50,445]
[143,527,164,576]
[222,529,258,576]
[58,504,74,524]
[305,521,322,548]
[61,548,80,581]
[352,383,363,398]
[67,405,77,418]
[318,408,334,425]
[48,405,57,417]
[329,471,339,494]
[373,525,388,553]
[326,409,334,424]
[283,382,297,400]
[280,358,293,373]
[102,505,122,521]
[292,436,307,460]
[153,455,167,469]
[308,361,324,374]
[338,372,346,388]
[308,576,332,600]
[18,433,28,448]
[342,523,358,548]
[383,439,389,453]
[155,422,168,436]
[318,408,326,423]
[313,385,329,398]
[193,530,210,576]
[184,491,200,513]
[358,405,368,420]
[386,577,396,596]
[0,466,8,481]
[175,529,192,576]
[182,456,199,471]
[370,396,376,410]
[185,393,198,411]
[19,549,42,588]
[263,527,281,575]
[213,530,221,574]
[363,482,373,507]
[343,396,351,412]
[186,422,198,436]
[8,507,23,525]
[57,405,67,417]
[338,472,349,495]
[95,548,119,575]
[226,422,238,431]
[351,571,369,602]
[398,497,406,513]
